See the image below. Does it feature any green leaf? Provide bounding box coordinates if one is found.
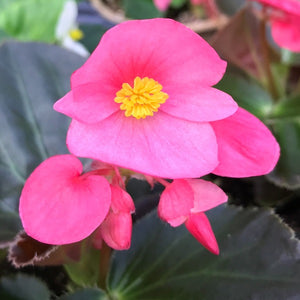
[108,205,300,299]
[271,94,300,120]
[64,240,101,287]
[122,0,163,19]
[215,0,246,15]
[79,24,109,53]
[0,210,22,244]
[60,288,107,300]
[267,119,300,189]
[0,274,50,300]
[0,41,85,240]
[171,0,187,8]
[216,72,273,119]
[0,0,66,43]
[281,49,300,66]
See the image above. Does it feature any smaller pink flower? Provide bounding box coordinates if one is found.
[93,185,135,250]
[153,0,171,11]
[19,155,111,245]
[251,0,300,52]
[158,179,227,254]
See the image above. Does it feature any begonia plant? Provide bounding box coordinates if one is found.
[0,1,299,298]
[19,18,279,254]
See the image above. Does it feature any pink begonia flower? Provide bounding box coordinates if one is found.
[153,0,171,11]
[19,155,111,245]
[93,185,135,250]
[54,18,279,179]
[251,0,300,52]
[158,179,227,254]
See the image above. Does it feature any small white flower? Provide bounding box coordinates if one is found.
[55,0,89,57]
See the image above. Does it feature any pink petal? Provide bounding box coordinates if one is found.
[212,107,280,177]
[110,185,135,214]
[99,212,132,250]
[185,212,219,255]
[71,19,226,89]
[271,15,300,52]
[54,83,119,124]
[67,111,219,179]
[251,0,300,15]
[19,155,111,245]
[185,179,228,213]
[153,0,172,11]
[158,179,194,227]
[53,91,76,118]
[161,85,237,122]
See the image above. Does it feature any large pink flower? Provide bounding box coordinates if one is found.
[19,155,111,245]
[251,0,300,52]
[158,179,228,254]
[54,18,279,179]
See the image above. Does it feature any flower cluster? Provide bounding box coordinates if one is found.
[250,0,300,52]
[19,19,279,254]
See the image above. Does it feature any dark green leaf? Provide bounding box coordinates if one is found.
[122,0,163,19]
[60,288,107,300]
[80,24,109,53]
[216,72,273,119]
[215,0,246,15]
[0,210,22,245]
[171,0,187,8]
[271,94,300,120]
[108,205,300,299]
[267,119,300,189]
[0,42,85,240]
[0,274,50,300]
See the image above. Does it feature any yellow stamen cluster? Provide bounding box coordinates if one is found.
[114,76,169,119]
[69,28,84,41]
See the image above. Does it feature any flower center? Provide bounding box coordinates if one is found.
[114,76,169,119]
[69,28,84,41]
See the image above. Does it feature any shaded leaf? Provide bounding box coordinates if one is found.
[0,274,50,300]
[0,42,85,235]
[171,0,187,9]
[79,24,109,53]
[216,72,273,119]
[271,94,300,120]
[215,0,246,15]
[0,210,22,246]
[108,205,300,300]
[122,0,163,19]
[268,120,300,189]
[60,288,107,300]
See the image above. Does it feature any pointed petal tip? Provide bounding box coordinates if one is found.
[185,212,220,255]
